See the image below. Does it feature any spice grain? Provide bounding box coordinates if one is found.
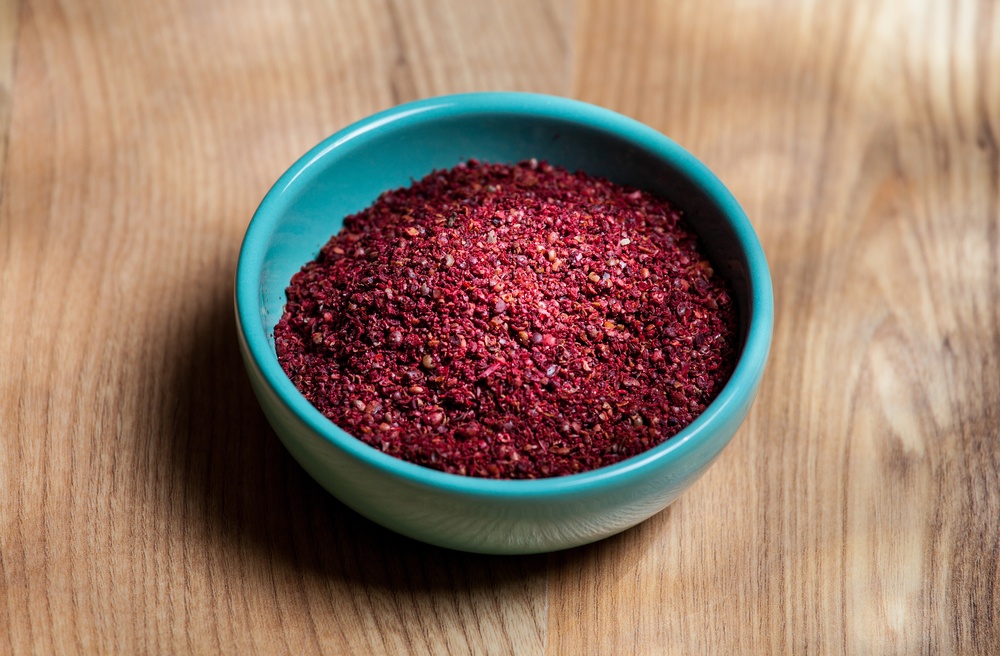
[275,160,738,479]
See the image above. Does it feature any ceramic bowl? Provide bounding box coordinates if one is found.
[235,92,773,554]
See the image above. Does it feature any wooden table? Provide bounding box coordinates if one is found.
[2,0,998,652]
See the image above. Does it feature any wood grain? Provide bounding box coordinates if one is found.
[1,0,998,653]
[558,0,1000,653]
[0,0,18,190]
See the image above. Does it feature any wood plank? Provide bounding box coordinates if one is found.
[3,0,999,652]
[0,0,567,652]
[554,0,1000,653]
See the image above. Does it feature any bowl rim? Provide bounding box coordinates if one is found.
[236,91,773,499]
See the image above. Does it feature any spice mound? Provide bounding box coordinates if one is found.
[274,160,738,479]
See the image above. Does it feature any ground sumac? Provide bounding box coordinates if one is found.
[274,159,738,479]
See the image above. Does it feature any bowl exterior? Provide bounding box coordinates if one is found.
[238,322,762,554]
[236,92,773,554]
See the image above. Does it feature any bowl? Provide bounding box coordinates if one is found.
[235,92,773,554]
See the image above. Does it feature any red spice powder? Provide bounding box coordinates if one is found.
[274,159,738,479]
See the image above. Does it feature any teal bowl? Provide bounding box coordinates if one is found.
[235,92,773,554]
